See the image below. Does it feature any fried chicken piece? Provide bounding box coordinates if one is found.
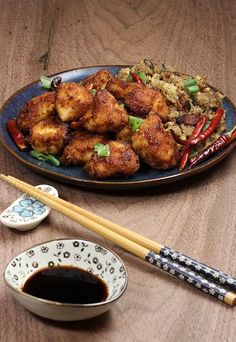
[85,141,140,179]
[116,125,133,143]
[55,82,94,122]
[61,130,108,165]
[29,119,69,155]
[81,90,128,134]
[106,78,137,99]
[82,70,113,91]
[16,92,55,132]
[106,78,169,121]
[131,115,178,169]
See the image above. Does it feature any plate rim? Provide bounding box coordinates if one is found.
[0,65,235,190]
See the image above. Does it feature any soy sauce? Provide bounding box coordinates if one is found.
[22,266,109,304]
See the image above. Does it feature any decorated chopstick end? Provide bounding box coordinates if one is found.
[145,251,236,305]
[160,246,236,292]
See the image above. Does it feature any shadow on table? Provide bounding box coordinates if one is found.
[36,310,112,330]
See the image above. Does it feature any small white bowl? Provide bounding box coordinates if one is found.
[0,185,58,231]
[4,238,128,321]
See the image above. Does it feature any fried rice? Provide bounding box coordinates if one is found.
[116,60,226,156]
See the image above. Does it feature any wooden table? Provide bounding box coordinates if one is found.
[1,1,236,341]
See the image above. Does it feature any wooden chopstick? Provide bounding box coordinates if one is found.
[1,174,236,306]
[1,174,148,259]
[6,175,236,295]
[6,175,163,253]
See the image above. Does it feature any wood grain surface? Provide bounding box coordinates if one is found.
[0,1,236,341]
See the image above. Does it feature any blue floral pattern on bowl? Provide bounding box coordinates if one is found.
[13,199,46,218]
[0,185,58,230]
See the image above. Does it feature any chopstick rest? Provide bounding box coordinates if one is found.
[160,247,236,293]
[0,184,58,231]
[146,251,235,305]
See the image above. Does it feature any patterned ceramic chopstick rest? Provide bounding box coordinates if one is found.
[159,246,236,292]
[0,185,58,231]
[145,251,234,305]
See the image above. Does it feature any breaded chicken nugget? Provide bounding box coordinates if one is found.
[61,130,108,165]
[16,92,55,132]
[56,82,94,122]
[85,141,140,179]
[29,119,69,155]
[82,70,113,91]
[106,78,137,100]
[132,115,178,169]
[107,78,169,121]
[116,125,133,143]
[81,90,128,134]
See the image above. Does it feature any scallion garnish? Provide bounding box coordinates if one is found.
[184,79,197,87]
[94,143,110,157]
[186,85,200,95]
[135,71,147,83]
[40,75,51,90]
[91,89,97,96]
[184,79,200,95]
[128,115,144,132]
[202,121,210,132]
[30,150,60,167]
[127,73,133,81]
[119,103,125,108]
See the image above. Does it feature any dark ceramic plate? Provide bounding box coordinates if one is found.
[0,65,235,190]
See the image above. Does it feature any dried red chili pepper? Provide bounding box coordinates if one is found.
[189,116,207,140]
[179,116,206,171]
[189,127,236,168]
[7,119,27,150]
[170,130,187,145]
[179,145,191,171]
[189,108,224,145]
[131,72,144,84]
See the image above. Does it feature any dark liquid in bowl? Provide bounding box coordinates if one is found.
[22,266,109,304]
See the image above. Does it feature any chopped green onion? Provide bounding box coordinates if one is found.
[119,103,125,108]
[40,75,51,90]
[94,143,110,157]
[203,121,210,131]
[184,79,197,87]
[186,85,200,95]
[91,89,97,96]
[30,150,60,167]
[127,73,133,81]
[128,115,144,132]
[184,79,199,95]
[135,71,147,83]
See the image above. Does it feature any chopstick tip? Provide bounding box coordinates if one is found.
[225,292,236,306]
